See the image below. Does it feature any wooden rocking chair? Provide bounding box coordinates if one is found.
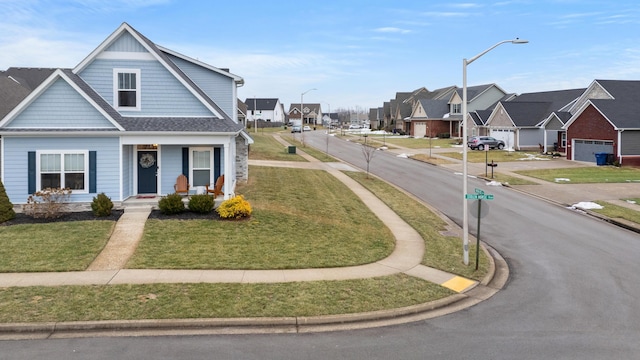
[206,174,224,198]
[174,174,190,196]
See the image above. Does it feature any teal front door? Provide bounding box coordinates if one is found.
[137,151,158,194]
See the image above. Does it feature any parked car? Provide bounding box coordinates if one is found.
[467,136,505,150]
[348,124,362,129]
[291,125,301,133]
[303,125,312,132]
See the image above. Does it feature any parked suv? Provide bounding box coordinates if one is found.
[467,136,505,150]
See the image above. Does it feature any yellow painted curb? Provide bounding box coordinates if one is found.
[442,276,477,293]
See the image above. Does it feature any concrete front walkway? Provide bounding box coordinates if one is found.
[0,140,484,295]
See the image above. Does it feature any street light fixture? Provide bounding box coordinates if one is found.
[301,88,317,145]
[461,38,528,266]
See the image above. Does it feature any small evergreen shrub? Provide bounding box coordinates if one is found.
[0,180,15,223]
[158,193,185,215]
[23,188,72,219]
[188,194,215,214]
[91,193,113,217]
[216,195,252,220]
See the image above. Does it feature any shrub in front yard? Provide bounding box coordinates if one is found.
[188,194,215,214]
[0,180,15,223]
[23,188,71,219]
[158,193,186,215]
[216,195,252,219]
[91,192,114,217]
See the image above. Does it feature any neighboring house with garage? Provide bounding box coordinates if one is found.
[484,88,584,151]
[563,79,640,166]
[408,83,509,139]
[0,22,252,206]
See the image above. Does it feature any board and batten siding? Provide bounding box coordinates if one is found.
[106,32,148,53]
[6,79,118,129]
[79,59,213,117]
[167,54,235,119]
[3,137,121,204]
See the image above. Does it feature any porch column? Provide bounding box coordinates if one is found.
[224,140,231,200]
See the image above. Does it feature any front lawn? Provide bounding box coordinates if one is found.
[516,166,640,184]
[439,150,553,163]
[128,166,395,269]
[0,221,115,272]
[248,131,307,162]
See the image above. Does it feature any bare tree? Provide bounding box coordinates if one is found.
[361,136,377,178]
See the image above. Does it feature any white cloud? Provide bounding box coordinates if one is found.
[373,27,411,34]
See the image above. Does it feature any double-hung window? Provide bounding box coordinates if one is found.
[190,148,213,187]
[38,151,88,192]
[114,69,141,110]
[451,103,461,114]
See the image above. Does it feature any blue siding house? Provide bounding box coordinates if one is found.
[0,22,252,205]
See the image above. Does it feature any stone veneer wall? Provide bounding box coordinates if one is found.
[235,135,249,183]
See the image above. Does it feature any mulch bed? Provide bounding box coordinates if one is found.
[1,209,225,226]
[1,210,125,226]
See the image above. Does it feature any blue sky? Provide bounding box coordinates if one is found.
[2,0,640,111]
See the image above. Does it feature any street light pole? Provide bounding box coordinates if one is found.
[462,38,528,266]
[300,88,317,145]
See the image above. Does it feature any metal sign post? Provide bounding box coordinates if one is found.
[465,188,494,269]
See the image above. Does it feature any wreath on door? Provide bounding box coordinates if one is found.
[139,153,156,168]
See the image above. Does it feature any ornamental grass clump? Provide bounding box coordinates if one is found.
[158,193,185,215]
[91,193,113,217]
[188,194,215,214]
[216,195,252,219]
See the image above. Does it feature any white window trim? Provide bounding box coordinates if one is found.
[36,150,89,194]
[189,147,214,187]
[113,68,141,111]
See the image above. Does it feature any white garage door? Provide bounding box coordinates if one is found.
[414,123,427,138]
[573,140,614,162]
[490,129,515,150]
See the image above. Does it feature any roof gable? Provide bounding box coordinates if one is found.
[73,22,231,121]
[0,69,123,130]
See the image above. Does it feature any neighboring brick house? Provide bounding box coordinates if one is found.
[563,80,640,166]
[288,103,322,125]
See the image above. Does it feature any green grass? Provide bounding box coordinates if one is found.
[248,131,307,162]
[128,166,395,269]
[346,172,489,280]
[439,150,553,163]
[0,221,115,272]
[593,201,640,224]
[478,172,539,186]
[516,166,640,184]
[282,134,338,162]
[372,137,458,149]
[0,275,453,322]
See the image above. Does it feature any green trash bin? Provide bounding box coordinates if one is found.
[288,146,296,154]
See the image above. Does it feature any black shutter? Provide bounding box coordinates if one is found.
[214,147,221,179]
[28,151,36,194]
[89,151,97,193]
[182,147,189,177]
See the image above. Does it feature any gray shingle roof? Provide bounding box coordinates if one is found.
[500,102,554,127]
[0,68,56,119]
[245,98,280,111]
[590,80,640,129]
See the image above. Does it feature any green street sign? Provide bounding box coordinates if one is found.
[475,188,484,195]
[465,193,494,200]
